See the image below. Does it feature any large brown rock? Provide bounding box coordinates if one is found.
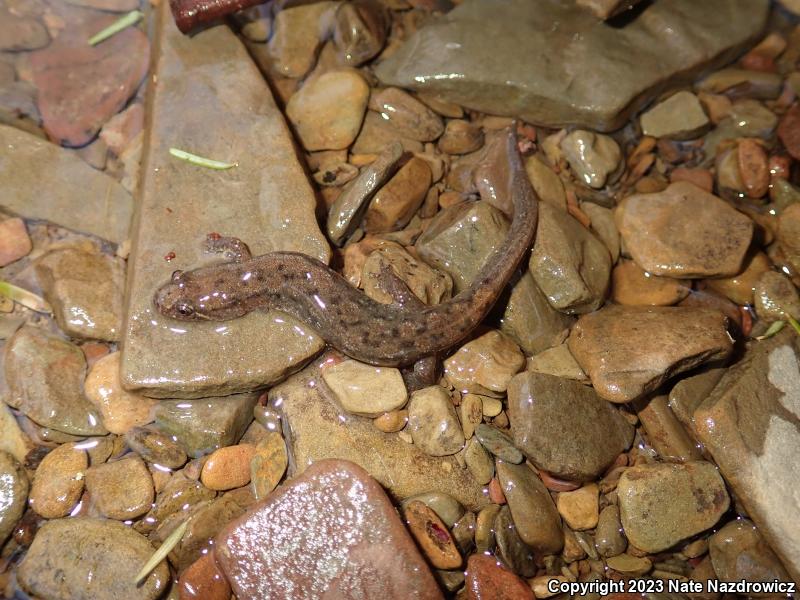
[568,305,733,403]
[694,330,800,581]
[215,459,443,599]
[375,0,768,132]
[709,519,792,586]
[507,372,634,481]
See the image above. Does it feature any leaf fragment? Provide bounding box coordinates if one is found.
[88,10,143,46]
[169,147,238,170]
[0,281,52,314]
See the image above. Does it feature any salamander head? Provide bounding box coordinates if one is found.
[154,267,250,321]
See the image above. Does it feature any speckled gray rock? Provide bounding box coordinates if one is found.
[121,4,329,398]
[507,372,634,481]
[375,0,768,131]
[0,451,28,544]
[408,386,465,456]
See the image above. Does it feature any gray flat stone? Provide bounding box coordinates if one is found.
[375,0,769,132]
[0,124,132,244]
[269,354,488,510]
[121,3,329,398]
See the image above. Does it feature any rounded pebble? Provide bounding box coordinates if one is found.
[125,426,188,469]
[250,433,288,500]
[29,442,87,519]
[201,444,258,491]
[403,500,462,569]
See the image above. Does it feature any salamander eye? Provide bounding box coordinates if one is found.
[176,302,195,317]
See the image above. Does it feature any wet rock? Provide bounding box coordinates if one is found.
[668,367,726,433]
[526,344,588,382]
[0,403,33,465]
[0,451,28,544]
[362,245,452,305]
[370,87,444,142]
[705,250,771,306]
[216,459,443,599]
[375,0,767,131]
[616,181,754,278]
[85,455,153,520]
[35,248,124,342]
[364,156,432,233]
[464,438,494,484]
[530,203,611,314]
[332,0,389,66]
[636,394,702,462]
[286,69,369,151]
[606,554,652,576]
[18,518,169,600]
[122,2,329,398]
[5,325,106,436]
[611,260,690,306]
[270,357,486,509]
[595,505,627,558]
[29,15,148,146]
[494,504,537,577]
[154,393,258,458]
[29,442,86,519]
[403,492,466,529]
[351,110,425,155]
[438,119,483,155]
[778,203,800,273]
[99,102,143,157]
[738,138,770,199]
[373,409,408,433]
[693,330,800,580]
[524,154,566,211]
[322,359,407,417]
[139,475,215,534]
[0,125,132,243]
[200,444,257,491]
[64,0,140,9]
[576,0,643,19]
[327,140,403,245]
[0,217,32,267]
[444,330,525,395]
[507,372,634,481]
[459,393,483,439]
[404,500,462,569]
[640,92,709,140]
[755,271,800,322]
[250,432,288,500]
[778,103,800,161]
[416,200,508,293]
[125,426,187,469]
[709,519,792,585]
[557,483,599,531]
[84,352,156,435]
[561,130,621,189]
[496,460,563,554]
[178,552,231,600]
[408,386,465,456]
[466,554,534,600]
[583,202,620,263]
[0,10,49,51]
[617,461,729,552]
[697,68,782,100]
[501,271,574,356]
[568,305,732,403]
[474,424,523,464]
[268,2,337,78]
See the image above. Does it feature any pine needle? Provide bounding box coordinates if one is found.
[133,519,187,585]
[0,281,52,314]
[756,320,785,340]
[788,314,800,336]
[169,147,238,170]
[88,10,143,46]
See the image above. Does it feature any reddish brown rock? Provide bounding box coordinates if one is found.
[29,15,149,146]
[778,103,800,160]
[215,459,443,599]
[465,554,534,600]
[0,218,32,267]
[178,552,231,600]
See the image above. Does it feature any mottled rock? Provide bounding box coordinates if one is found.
[616,182,754,278]
[365,157,431,233]
[466,554,534,600]
[371,87,444,142]
[250,432,288,500]
[268,2,337,78]
[122,3,329,398]
[709,519,792,585]
[0,217,32,267]
[636,394,702,462]
[640,92,709,140]
[404,500,462,569]
[35,248,124,341]
[557,483,599,531]
[322,359,407,417]
[0,451,28,544]
[362,245,452,305]
[29,442,86,519]
[438,119,483,155]
[496,460,563,554]
[474,424,523,464]
[694,330,800,581]
[530,203,611,314]
[99,102,143,157]
[270,357,486,509]
[125,426,187,469]
[154,393,258,458]
[215,459,443,599]
[507,372,634,481]
[139,475,215,535]
[618,461,729,553]
[287,69,369,150]
[85,455,153,520]
[351,110,425,155]
[84,352,156,435]
[408,386,465,456]
[568,305,733,403]
[524,154,566,211]
[561,130,621,189]
[525,344,588,382]
[18,518,169,600]
[29,15,148,146]
[705,250,771,306]
[494,504,537,577]
[755,271,800,322]
[0,125,132,243]
[595,505,627,558]
[697,68,782,100]
[375,0,767,131]
[611,260,690,306]
[444,330,524,395]
[0,11,49,51]
[5,325,106,435]
[464,438,494,484]
[779,203,800,273]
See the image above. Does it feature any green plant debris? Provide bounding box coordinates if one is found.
[88,10,143,46]
[0,281,52,314]
[169,147,238,170]
[788,314,800,336]
[134,519,187,585]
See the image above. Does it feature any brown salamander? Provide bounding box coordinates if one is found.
[154,130,538,367]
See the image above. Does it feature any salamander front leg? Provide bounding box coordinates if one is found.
[203,234,253,262]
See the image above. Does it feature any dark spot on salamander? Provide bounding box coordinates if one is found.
[277,264,285,272]
[215,278,224,287]
[390,327,400,337]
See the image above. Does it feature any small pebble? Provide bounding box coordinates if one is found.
[407,385,465,456]
[438,119,484,155]
[403,500,462,569]
[0,218,32,267]
[606,553,653,575]
[459,393,483,439]
[464,438,494,484]
[444,330,525,395]
[29,442,86,519]
[474,423,523,464]
[465,554,534,600]
[556,483,599,531]
[201,444,258,491]
[737,138,769,198]
[178,552,231,600]
[84,455,154,520]
[560,130,621,189]
[250,433,288,500]
[373,409,408,432]
[125,426,187,469]
[321,359,407,417]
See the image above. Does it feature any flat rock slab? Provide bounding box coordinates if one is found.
[269,356,487,510]
[0,125,132,244]
[215,459,443,600]
[694,330,800,581]
[121,2,330,398]
[375,0,768,132]
[568,305,733,403]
